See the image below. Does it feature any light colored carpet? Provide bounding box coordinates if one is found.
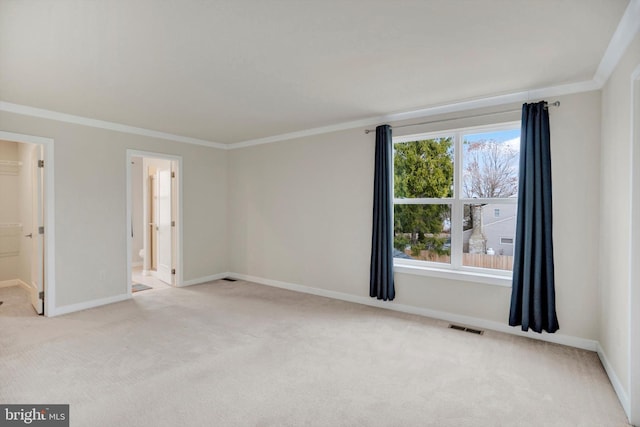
[0,285,38,318]
[131,283,153,293]
[0,280,629,426]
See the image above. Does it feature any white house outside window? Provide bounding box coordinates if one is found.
[392,122,520,276]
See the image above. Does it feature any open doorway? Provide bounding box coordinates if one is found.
[127,151,181,295]
[0,131,53,317]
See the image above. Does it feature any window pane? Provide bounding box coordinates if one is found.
[462,129,520,198]
[394,204,451,264]
[463,203,516,271]
[394,137,454,198]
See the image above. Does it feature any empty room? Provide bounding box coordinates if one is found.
[1,1,639,425]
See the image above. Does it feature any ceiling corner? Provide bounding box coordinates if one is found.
[593,0,640,87]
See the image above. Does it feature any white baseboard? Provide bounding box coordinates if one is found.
[597,343,630,419]
[1,278,36,295]
[53,293,131,317]
[0,279,17,288]
[16,279,34,291]
[44,271,229,315]
[229,272,598,352]
[181,272,229,287]
[16,279,37,309]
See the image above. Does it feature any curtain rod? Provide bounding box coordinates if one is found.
[364,101,560,134]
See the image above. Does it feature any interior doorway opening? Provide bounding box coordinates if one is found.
[127,151,181,295]
[0,131,53,317]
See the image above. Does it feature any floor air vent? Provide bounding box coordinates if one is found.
[449,324,484,335]
[222,277,237,282]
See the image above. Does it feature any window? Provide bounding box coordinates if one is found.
[393,123,519,275]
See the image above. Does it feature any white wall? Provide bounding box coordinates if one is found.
[228,90,602,341]
[599,31,640,403]
[0,112,228,309]
[229,128,373,294]
[0,140,19,281]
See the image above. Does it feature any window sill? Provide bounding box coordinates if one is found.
[393,262,512,287]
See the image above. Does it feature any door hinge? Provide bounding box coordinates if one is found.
[171,221,175,227]
[171,268,176,275]
[39,291,44,299]
[38,160,44,168]
[38,226,44,234]
[171,171,175,178]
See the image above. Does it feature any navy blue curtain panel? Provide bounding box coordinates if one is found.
[509,102,559,333]
[370,124,395,301]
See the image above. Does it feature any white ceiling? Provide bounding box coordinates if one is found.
[0,0,631,144]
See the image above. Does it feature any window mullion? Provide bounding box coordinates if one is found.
[451,131,463,269]
[394,198,451,204]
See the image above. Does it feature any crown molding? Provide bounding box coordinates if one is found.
[0,101,228,150]
[228,79,600,150]
[593,0,640,87]
[0,77,600,152]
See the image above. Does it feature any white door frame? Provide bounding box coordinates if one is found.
[629,64,640,426]
[0,130,55,317]
[29,145,44,313]
[126,150,183,294]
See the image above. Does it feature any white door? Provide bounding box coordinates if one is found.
[30,146,44,314]
[156,167,172,284]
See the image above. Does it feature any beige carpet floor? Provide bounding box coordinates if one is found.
[0,280,629,426]
[0,285,38,318]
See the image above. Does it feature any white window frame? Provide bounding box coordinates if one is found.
[392,121,520,287]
